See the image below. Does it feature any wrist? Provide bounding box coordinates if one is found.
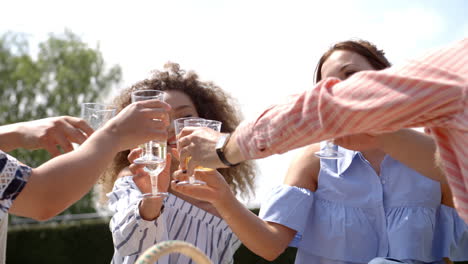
[223,133,243,166]
[212,189,237,211]
[90,127,121,152]
[139,197,165,221]
[0,124,22,151]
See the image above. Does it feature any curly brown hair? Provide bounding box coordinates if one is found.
[99,62,256,204]
[315,39,392,83]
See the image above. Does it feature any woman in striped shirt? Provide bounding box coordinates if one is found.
[99,63,256,264]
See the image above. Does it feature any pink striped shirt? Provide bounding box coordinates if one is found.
[236,38,468,222]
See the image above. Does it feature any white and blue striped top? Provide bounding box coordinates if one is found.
[108,176,240,264]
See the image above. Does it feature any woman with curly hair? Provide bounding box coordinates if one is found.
[102,63,256,264]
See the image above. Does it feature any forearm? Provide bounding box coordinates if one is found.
[378,129,446,182]
[10,129,120,220]
[213,194,291,260]
[0,123,22,151]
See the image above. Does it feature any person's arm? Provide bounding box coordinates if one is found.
[172,144,321,261]
[171,169,296,261]
[8,99,170,220]
[178,39,467,172]
[0,116,93,157]
[108,177,169,257]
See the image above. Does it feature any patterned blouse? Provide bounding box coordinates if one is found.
[0,150,32,264]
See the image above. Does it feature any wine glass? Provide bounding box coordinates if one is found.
[175,118,222,185]
[315,140,344,159]
[131,90,168,198]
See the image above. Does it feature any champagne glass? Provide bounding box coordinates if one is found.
[131,90,168,198]
[180,118,222,185]
[315,140,344,159]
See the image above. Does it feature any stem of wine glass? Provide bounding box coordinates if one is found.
[324,140,334,154]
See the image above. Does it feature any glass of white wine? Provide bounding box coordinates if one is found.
[131,90,168,198]
[181,118,222,185]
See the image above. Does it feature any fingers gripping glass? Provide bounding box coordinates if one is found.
[315,140,344,159]
[131,90,168,198]
[174,118,221,185]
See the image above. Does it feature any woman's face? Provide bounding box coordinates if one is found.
[164,90,199,170]
[321,50,375,80]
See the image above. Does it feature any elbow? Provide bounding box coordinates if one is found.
[30,208,60,221]
[256,246,285,261]
[261,252,283,262]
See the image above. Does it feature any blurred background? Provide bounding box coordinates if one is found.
[1,0,467,263]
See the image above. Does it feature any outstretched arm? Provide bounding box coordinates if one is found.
[172,144,320,260]
[171,169,296,261]
[7,100,170,220]
[0,116,93,156]
[179,39,467,170]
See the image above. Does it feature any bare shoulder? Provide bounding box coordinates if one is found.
[283,143,321,192]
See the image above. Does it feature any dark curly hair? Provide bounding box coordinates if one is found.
[99,62,256,204]
[314,39,392,83]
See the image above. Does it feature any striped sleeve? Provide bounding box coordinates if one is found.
[236,38,467,160]
[108,177,168,258]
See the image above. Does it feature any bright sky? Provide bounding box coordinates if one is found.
[2,0,467,207]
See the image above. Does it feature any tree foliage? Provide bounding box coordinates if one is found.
[0,30,122,214]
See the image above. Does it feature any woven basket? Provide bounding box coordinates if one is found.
[135,240,212,264]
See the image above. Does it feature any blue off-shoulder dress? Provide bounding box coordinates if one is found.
[259,146,468,264]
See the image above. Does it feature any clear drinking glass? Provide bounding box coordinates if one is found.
[315,140,344,159]
[81,103,117,130]
[175,118,222,185]
[131,90,168,198]
[74,103,117,149]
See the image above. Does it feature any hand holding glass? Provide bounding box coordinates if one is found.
[175,118,222,185]
[131,90,168,198]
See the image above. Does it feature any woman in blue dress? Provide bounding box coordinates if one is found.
[172,40,468,264]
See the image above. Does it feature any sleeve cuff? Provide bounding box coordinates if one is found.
[259,185,314,246]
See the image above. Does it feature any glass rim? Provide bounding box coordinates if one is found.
[131,89,165,95]
[183,118,221,131]
[174,117,205,134]
[82,103,116,111]
[131,89,165,102]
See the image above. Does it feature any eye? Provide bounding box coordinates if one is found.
[344,71,357,78]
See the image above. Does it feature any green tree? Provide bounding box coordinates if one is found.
[0,30,122,215]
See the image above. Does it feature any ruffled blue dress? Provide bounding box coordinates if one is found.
[259,146,468,264]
